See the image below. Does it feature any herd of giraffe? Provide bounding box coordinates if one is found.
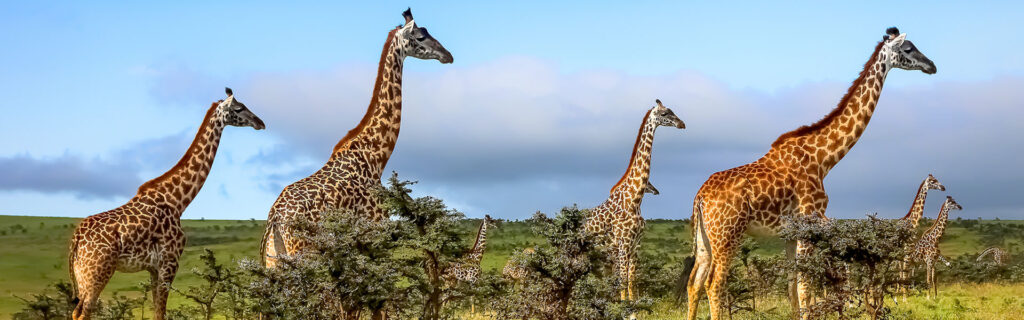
[60,8,978,320]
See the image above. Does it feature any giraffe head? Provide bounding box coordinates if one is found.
[644,181,660,195]
[943,196,963,211]
[484,214,498,229]
[880,27,936,74]
[396,8,453,64]
[925,174,945,191]
[218,88,265,130]
[650,99,686,129]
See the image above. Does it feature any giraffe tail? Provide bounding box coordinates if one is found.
[259,221,273,266]
[674,195,704,306]
[68,233,80,305]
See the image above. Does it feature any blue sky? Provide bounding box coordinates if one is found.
[2,1,1023,220]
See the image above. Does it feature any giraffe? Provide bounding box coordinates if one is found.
[441,215,496,314]
[68,88,264,320]
[261,8,453,268]
[909,196,962,299]
[977,246,1008,266]
[897,174,944,299]
[583,99,685,309]
[683,27,936,320]
[442,215,496,286]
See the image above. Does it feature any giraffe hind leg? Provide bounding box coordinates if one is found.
[72,244,117,320]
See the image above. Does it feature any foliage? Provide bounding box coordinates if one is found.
[779,214,914,320]
[238,207,405,319]
[11,281,75,320]
[490,206,650,320]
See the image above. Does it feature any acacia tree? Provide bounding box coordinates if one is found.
[239,209,405,320]
[779,214,913,320]
[377,173,474,319]
[492,206,647,320]
[238,173,479,320]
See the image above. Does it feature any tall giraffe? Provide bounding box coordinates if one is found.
[69,88,264,320]
[442,215,496,286]
[910,196,962,299]
[977,246,1008,266]
[899,174,945,229]
[684,27,936,320]
[583,99,685,306]
[261,8,452,267]
[897,174,944,299]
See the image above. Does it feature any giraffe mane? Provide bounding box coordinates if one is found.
[771,40,887,148]
[611,108,654,194]
[136,102,220,193]
[333,27,401,152]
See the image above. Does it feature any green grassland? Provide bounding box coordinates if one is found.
[0,215,1020,318]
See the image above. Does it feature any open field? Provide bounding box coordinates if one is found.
[1,215,1021,318]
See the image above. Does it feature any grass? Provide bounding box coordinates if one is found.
[0,215,1020,318]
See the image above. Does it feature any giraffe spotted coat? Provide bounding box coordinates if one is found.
[685,28,937,320]
[442,215,495,286]
[583,99,684,303]
[261,9,452,268]
[910,196,961,299]
[69,89,264,320]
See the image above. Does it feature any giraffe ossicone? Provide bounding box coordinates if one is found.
[69,89,264,320]
[683,27,936,320]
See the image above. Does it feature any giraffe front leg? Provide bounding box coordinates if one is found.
[151,261,179,320]
[793,184,828,319]
[615,242,630,301]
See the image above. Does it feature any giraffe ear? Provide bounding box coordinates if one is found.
[402,8,414,24]
[225,87,233,97]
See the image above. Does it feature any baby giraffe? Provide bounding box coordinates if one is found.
[910,196,962,300]
[69,88,264,320]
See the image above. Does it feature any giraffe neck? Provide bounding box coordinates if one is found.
[901,180,932,228]
[924,203,952,241]
[466,220,489,264]
[771,41,891,176]
[134,103,225,215]
[609,110,657,210]
[328,28,405,175]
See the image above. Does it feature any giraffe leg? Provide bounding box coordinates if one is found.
[786,241,800,318]
[924,260,933,300]
[686,234,712,320]
[72,244,116,320]
[707,231,742,320]
[614,241,630,301]
[151,261,179,320]
[626,246,638,320]
[795,240,814,319]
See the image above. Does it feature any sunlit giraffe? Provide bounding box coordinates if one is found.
[684,27,936,320]
[69,88,264,320]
